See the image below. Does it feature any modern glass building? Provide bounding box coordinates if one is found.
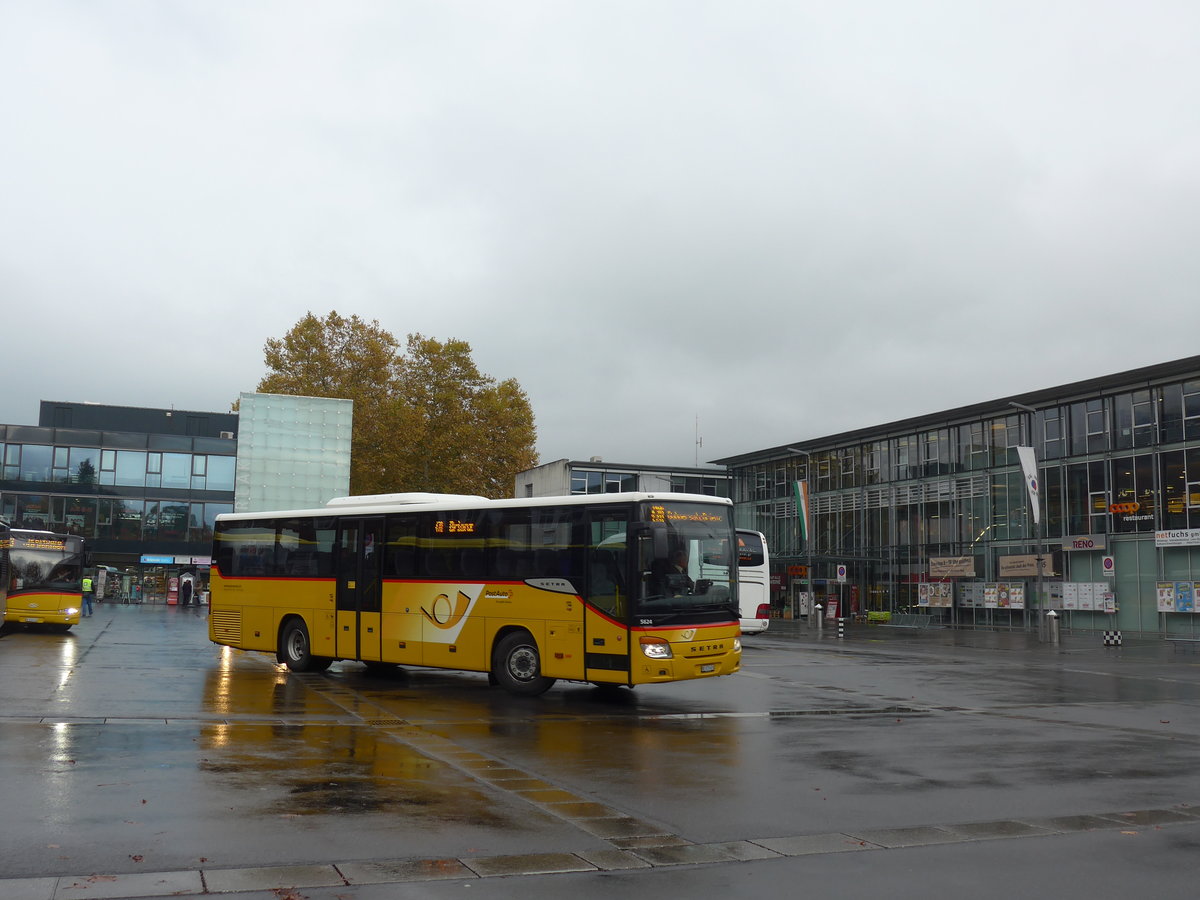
[2,395,351,604]
[516,458,730,499]
[712,356,1200,638]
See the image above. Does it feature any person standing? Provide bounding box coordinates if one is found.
[81,573,95,617]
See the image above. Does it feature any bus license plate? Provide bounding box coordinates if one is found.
[701,664,715,673]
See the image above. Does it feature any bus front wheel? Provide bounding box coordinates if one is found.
[280,619,332,673]
[492,631,556,696]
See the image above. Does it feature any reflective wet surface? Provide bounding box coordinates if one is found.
[2,607,1199,898]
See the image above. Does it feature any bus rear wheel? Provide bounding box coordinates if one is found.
[280,619,332,673]
[492,631,555,696]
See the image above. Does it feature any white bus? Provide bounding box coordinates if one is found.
[736,529,770,634]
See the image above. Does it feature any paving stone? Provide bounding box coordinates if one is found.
[338,857,476,884]
[632,843,740,866]
[945,819,1054,839]
[54,870,205,899]
[843,825,968,848]
[752,832,879,856]
[202,864,345,893]
[461,853,596,877]
[574,849,654,870]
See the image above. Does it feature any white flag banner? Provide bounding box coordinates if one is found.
[1016,446,1041,525]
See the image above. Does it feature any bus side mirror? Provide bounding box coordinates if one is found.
[84,545,94,566]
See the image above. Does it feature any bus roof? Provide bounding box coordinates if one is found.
[215,491,733,523]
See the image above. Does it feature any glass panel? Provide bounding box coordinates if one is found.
[161,453,191,489]
[19,445,53,481]
[159,503,189,540]
[143,501,161,540]
[206,456,235,491]
[70,448,101,484]
[114,451,146,487]
[64,497,97,537]
[16,494,51,529]
[114,501,144,540]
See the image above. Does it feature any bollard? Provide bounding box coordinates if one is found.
[1103,630,1122,647]
[837,617,845,640]
[1047,610,1060,645]
[814,604,823,632]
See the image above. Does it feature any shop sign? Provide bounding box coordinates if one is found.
[1155,529,1200,548]
[999,555,1045,578]
[1062,534,1106,551]
[140,554,174,564]
[929,556,975,577]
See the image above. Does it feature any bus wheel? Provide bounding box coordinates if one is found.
[280,619,331,673]
[492,631,555,696]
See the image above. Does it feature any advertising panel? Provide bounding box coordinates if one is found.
[930,556,975,577]
[1157,582,1177,613]
[1155,529,1200,547]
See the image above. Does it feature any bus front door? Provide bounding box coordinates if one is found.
[336,517,384,662]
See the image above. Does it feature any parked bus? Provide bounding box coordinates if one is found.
[1,525,87,631]
[209,492,742,695]
[735,529,771,634]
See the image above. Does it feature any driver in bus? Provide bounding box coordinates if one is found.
[664,548,694,596]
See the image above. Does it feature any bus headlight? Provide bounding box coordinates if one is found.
[733,637,742,652]
[639,636,673,659]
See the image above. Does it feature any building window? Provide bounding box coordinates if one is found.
[161,453,191,490]
[990,416,1020,466]
[1041,407,1066,459]
[892,436,916,480]
[207,456,236,492]
[16,445,53,482]
[1185,380,1200,440]
[1070,399,1108,454]
[960,422,990,471]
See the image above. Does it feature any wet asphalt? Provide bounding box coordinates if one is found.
[1,605,1198,899]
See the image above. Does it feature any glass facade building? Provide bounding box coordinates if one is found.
[234,392,352,513]
[515,458,730,499]
[712,356,1200,638]
[2,396,352,604]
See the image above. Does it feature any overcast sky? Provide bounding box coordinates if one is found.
[3,2,1199,469]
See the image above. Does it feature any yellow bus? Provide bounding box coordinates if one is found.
[1,525,87,631]
[208,492,742,695]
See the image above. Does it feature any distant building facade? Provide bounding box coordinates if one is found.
[516,458,730,499]
[1,395,351,603]
[712,356,1200,637]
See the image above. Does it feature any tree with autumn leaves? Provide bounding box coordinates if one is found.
[256,311,538,498]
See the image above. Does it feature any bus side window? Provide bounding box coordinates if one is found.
[385,516,417,577]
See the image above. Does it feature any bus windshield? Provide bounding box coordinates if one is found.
[4,532,84,593]
[635,501,737,620]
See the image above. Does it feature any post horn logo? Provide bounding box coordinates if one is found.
[422,591,473,629]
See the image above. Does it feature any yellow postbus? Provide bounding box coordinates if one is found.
[208,492,742,695]
[1,525,87,631]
